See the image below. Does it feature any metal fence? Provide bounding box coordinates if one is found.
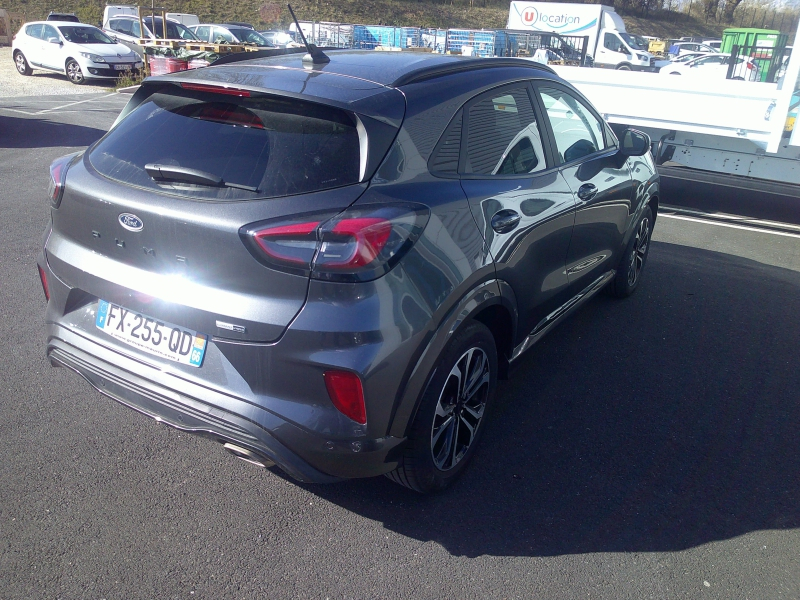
[295,21,591,65]
[727,44,790,83]
[494,30,590,66]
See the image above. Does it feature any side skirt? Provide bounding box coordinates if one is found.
[510,270,615,362]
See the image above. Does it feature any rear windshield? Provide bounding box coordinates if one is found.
[89,88,362,200]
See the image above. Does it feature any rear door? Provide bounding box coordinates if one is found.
[22,24,44,65]
[535,83,634,293]
[455,83,577,340]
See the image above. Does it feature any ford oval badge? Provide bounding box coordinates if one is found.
[118,213,143,232]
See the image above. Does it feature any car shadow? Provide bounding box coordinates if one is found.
[286,240,800,557]
[0,115,108,148]
[27,71,118,89]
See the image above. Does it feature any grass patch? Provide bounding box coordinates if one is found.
[114,68,145,90]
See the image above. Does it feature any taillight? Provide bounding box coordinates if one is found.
[37,265,50,301]
[241,204,428,282]
[47,153,79,208]
[746,62,755,70]
[323,370,366,424]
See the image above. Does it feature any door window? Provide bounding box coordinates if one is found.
[539,87,607,164]
[464,86,546,175]
[41,24,59,42]
[130,20,141,37]
[603,33,624,53]
[26,23,44,39]
[113,19,133,35]
[195,26,210,41]
[212,27,236,43]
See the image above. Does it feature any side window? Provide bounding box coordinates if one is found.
[213,27,235,43]
[113,19,132,35]
[41,24,59,41]
[464,86,546,175]
[26,24,44,39]
[428,110,462,174]
[195,26,210,41]
[604,33,621,52]
[130,20,141,37]
[539,86,607,164]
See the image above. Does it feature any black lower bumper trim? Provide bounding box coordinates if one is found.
[48,344,344,484]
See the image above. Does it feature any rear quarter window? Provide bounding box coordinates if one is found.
[89,88,362,201]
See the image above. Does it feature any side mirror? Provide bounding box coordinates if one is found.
[48,37,62,44]
[619,128,651,157]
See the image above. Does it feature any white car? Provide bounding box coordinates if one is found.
[654,51,709,71]
[12,21,142,84]
[660,53,759,81]
[667,41,718,58]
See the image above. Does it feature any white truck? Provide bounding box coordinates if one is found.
[550,27,800,189]
[507,2,655,71]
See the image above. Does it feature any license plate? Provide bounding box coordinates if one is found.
[113,64,132,70]
[95,300,207,367]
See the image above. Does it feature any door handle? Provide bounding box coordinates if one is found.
[577,183,598,201]
[490,209,521,234]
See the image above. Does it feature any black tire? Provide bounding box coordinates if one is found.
[609,205,653,298]
[386,320,498,494]
[14,51,32,76]
[616,64,632,71]
[65,59,85,85]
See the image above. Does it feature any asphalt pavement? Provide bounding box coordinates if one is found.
[0,92,798,599]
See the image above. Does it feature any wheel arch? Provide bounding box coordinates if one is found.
[386,279,517,439]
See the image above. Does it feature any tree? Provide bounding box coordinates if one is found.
[722,0,744,23]
[703,0,720,20]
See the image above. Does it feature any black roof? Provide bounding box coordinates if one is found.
[212,49,554,88]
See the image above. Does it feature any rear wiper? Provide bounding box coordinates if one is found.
[144,163,259,192]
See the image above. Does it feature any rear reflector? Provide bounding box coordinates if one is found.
[37,265,50,301]
[180,82,251,97]
[324,370,366,425]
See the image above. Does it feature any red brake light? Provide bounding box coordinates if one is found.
[323,370,366,424]
[318,217,393,269]
[48,153,76,208]
[252,219,322,270]
[37,265,50,301]
[180,83,251,97]
[746,62,755,70]
[240,204,429,282]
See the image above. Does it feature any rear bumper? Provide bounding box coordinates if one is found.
[46,323,405,483]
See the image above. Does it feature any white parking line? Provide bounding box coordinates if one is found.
[0,92,119,116]
[660,213,800,239]
[35,93,118,114]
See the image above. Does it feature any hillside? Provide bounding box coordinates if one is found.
[0,0,739,40]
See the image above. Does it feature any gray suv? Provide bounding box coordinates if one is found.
[39,50,658,493]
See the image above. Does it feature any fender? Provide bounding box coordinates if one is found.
[387,278,518,439]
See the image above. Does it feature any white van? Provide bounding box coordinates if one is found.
[507,2,655,71]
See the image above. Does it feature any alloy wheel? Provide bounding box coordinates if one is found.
[430,347,490,471]
[627,216,650,287]
[67,61,83,83]
[15,53,26,74]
